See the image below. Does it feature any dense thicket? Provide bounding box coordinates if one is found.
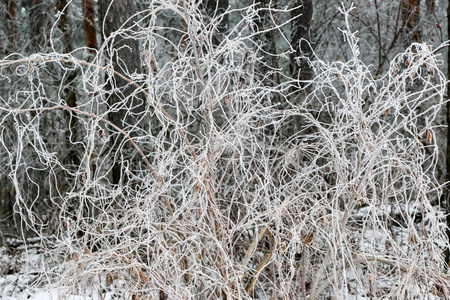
[0,0,450,298]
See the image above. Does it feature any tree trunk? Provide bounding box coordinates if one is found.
[82,0,97,53]
[57,0,81,171]
[254,0,280,83]
[5,0,16,50]
[444,0,450,266]
[290,0,313,82]
[99,0,142,185]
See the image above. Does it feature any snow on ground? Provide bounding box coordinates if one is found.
[1,216,446,300]
[0,239,131,300]
[3,290,125,300]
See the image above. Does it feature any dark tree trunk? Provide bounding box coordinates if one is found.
[290,0,313,82]
[444,0,450,266]
[99,0,142,185]
[57,0,81,170]
[82,0,97,53]
[5,0,16,50]
[254,0,280,83]
[57,0,71,53]
[0,1,17,241]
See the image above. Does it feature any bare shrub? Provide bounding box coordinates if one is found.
[0,2,448,299]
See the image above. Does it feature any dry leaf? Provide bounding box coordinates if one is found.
[302,232,314,245]
[426,129,432,143]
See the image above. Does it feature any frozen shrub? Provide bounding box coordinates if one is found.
[0,2,448,299]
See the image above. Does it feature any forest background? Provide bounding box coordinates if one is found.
[1,0,450,299]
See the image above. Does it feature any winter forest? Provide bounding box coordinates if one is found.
[1,0,450,299]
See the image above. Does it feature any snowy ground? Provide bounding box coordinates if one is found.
[0,220,445,300]
[0,238,101,300]
[0,238,132,300]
